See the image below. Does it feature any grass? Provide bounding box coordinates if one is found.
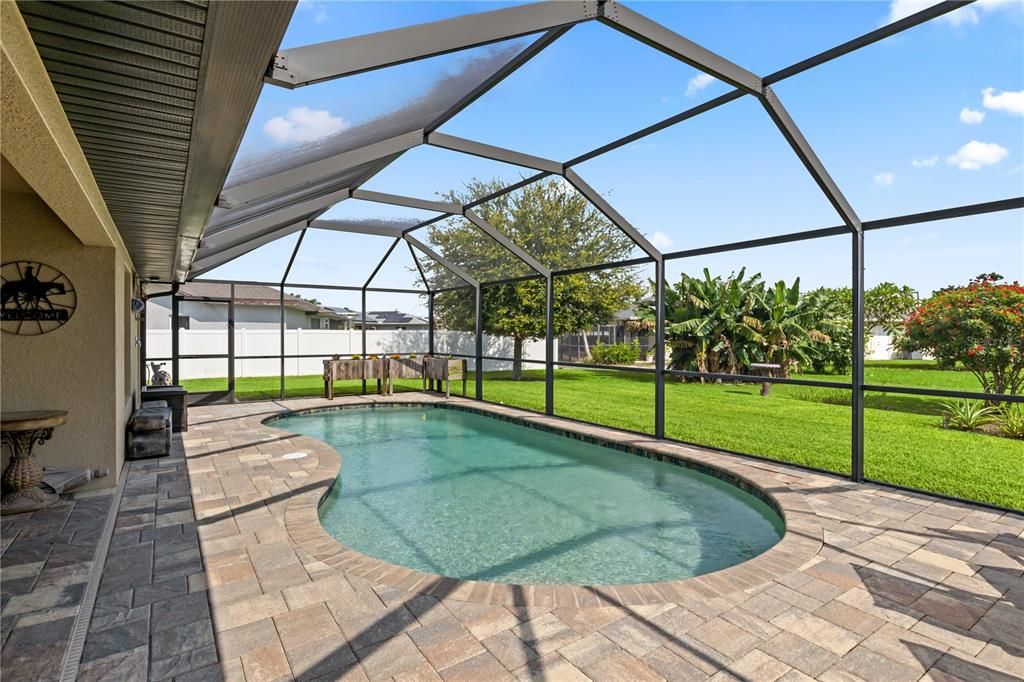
[181,361,1023,510]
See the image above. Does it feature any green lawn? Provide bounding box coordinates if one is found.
[181,361,1023,509]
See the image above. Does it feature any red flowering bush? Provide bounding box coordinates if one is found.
[898,275,1024,395]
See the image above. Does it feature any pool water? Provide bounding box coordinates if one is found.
[275,406,784,584]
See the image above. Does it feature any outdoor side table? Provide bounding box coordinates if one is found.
[1,410,67,515]
[749,363,781,396]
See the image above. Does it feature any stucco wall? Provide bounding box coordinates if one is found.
[1,190,133,489]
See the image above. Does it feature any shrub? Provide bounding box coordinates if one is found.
[899,275,1024,395]
[590,341,642,365]
[997,403,1024,439]
[939,399,997,431]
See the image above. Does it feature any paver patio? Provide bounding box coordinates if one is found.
[5,393,1021,681]
[178,394,1023,681]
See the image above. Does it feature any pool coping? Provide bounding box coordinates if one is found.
[257,395,823,607]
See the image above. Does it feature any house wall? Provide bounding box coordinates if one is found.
[2,2,138,491]
[146,299,310,330]
[1,189,135,490]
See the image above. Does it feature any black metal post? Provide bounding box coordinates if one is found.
[545,274,554,415]
[228,284,235,403]
[475,284,483,400]
[428,292,435,355]
[852,230,865,481]
[170,289,180,385]
[279,288,285,400]
[361,287,368,394]
[139,300,147,388]
[655,258,666,438]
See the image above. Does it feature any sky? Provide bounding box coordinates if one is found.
[205,0,1024,314]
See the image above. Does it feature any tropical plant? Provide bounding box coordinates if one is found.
[996,403,1024,439]
[660,268,765,376]
[898,274,1024,395]
[939,399,997,431]
[806,286,852,374]
[759,279,835,377]
[590,341,642,365]
[423,178,643,379]
[658,268,834,378]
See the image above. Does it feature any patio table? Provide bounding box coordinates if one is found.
[1,410,67,515]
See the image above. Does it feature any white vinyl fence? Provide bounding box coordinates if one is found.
[146,329,551,380]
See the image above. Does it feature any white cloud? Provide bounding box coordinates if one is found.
[650,231,673,249]
[685,73,715,97]
[982,87,1024,116]
[873,172,895,187]
[946,140,1009,170]
[298,0,329,25]
[959,107,986,124]
[885,0,1019,27]
[911,155,939,168]
[263,107,348,143]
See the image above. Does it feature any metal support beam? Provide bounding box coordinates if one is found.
[279,287,285,400]
[201,188,349,254]
[426,27,572,134]
[427,132,564,175]
[564,169,662,259]
[428,292,435,356]
[191,220,307,279]
[266,1,598,87]
[307,219,405,238]
[545,274,554,415]
[475,284,483,400]
[228,286,236,403]
[654,258,666,438]
[408,242,431,292]
[365,239,400,288]
[219,131,421,207]
[851,230,865,482]
[599,1,761,95]
[281,228,306,285]
[759,87,861,232]
[404,235,480,287]
[361,288,368,394]
[170,290,180,385]
[463,209,550,276]
[352,189,461,215]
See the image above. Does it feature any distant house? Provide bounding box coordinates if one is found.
[558,308,653,362]
[146,283,319,330]
[147,284,427,331]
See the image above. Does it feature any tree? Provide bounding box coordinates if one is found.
[806,287,852,374]
[760,278,834,378]
[865,282,918,338]
[422,178,644,379]
[898,274,1024,395]
[659,268,765,376]
[656,268,836,379]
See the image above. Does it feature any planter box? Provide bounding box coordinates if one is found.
[388,357,422,380]
[422,357,467,397]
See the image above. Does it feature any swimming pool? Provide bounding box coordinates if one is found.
[274,406,784,585]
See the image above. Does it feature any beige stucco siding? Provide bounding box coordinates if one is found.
[1,191,132,488]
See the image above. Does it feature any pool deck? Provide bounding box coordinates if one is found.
[4,392,1022,681]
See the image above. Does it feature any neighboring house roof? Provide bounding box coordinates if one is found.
[309,307,427,326]
[358,310,428,326]
[315,306,360,319]
[175,283,320,312]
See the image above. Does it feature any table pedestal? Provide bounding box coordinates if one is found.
[1,411,66,515]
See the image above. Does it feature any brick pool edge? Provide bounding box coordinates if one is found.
[258,396,823,607]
